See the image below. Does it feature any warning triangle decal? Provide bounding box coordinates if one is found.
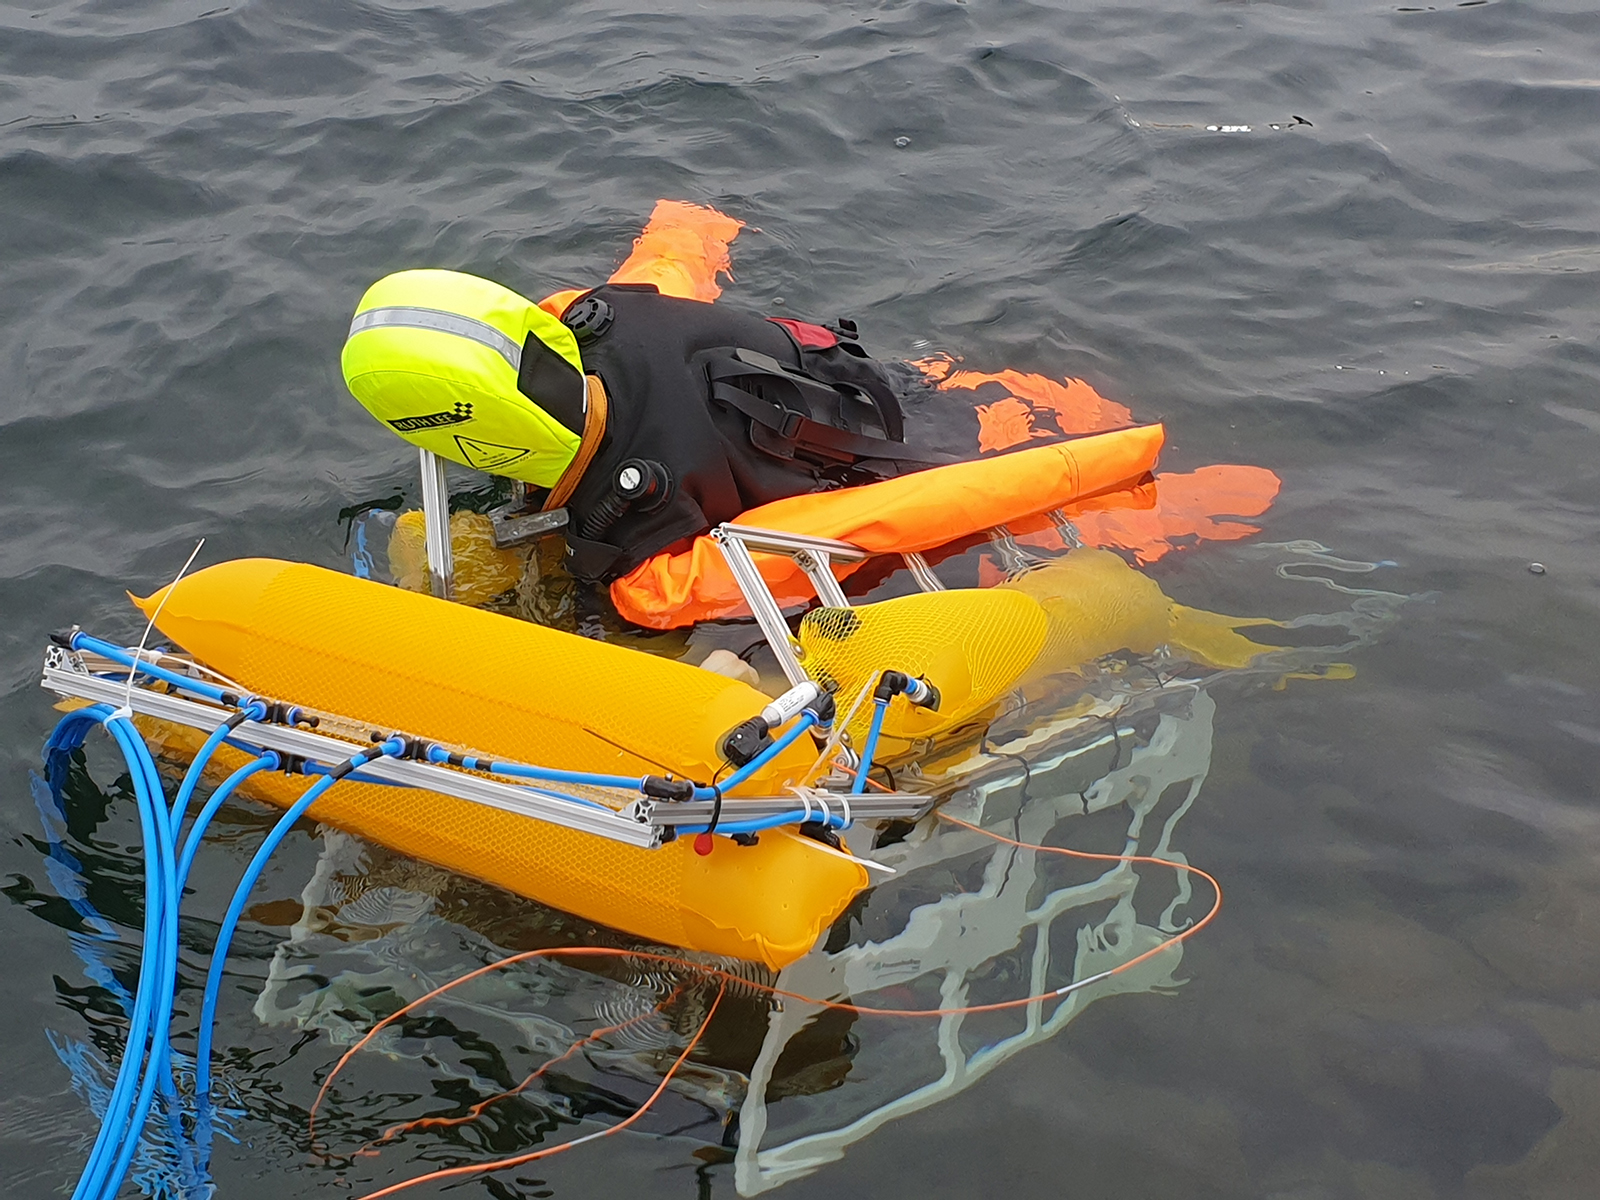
[454,435,531,472]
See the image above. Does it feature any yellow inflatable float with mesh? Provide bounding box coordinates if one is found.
[129,552,1275,968]
[134,558,865,969]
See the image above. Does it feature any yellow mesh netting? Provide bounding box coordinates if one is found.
[796,589,1049,743]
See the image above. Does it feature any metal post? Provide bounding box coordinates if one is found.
[712,529,810,687]
[903,552,946,592]
[418,447,455,600]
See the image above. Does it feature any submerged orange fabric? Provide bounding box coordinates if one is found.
[914,356,1135,451]
[606,199,744,300]
[996,464,1282,566]
[1071,464,1281,564]
[610,424,1166,628]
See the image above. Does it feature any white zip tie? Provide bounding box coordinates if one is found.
[122,537,206,716]
[796,835,897,875]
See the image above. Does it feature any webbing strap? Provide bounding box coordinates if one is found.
[710,381,954,466]
[348,306,523,372]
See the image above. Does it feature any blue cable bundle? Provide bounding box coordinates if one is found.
[46,690,402,1200]
[44,631,888,1196]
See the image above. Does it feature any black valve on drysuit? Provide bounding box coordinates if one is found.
[873,670,941,711]
[577,457,673,540]
[562,294,615,343]
[718,680,827,768]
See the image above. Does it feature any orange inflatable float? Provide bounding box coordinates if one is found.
[611,424,1166,627]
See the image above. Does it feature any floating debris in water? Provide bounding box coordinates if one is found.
[894,136,911,148]
[1528,562,1546,575]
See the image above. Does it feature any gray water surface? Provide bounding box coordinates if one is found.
[3,2,1599,1197]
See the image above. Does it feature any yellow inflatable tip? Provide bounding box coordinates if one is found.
[129,588,162,619]
[1167,604,1286,671]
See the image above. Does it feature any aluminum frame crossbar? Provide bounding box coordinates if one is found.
[42,655,659,847]
[710,523,960,688]
[42,650,932,844]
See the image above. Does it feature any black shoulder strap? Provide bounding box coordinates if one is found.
[706,350,954,467]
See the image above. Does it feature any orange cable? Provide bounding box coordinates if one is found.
[352,987,685,1157]
[311,818,1220,1151]
[350,983,725,1200]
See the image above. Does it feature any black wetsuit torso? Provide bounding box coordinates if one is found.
[546,283,944,581]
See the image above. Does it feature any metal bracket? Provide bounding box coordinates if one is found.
[791,549,850,609]
[489,504,569,548]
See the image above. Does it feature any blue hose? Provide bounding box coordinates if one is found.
[51,701,297,1200]
[676,809,847,838]
[852,698,889,795]
[437,709,818,805]
[176,752,279,892]
[193,739,404,1104]
[68,632,235,705]
[433,750,648,794]
[169,704,266,839]
[93,717,183,1200]
[65,710,178,1200]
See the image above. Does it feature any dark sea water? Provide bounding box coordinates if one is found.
[4,1,1600,1197]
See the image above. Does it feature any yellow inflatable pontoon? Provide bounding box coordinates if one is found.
[133,557,868,969]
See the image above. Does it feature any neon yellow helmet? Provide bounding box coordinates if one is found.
[341,269,587,486]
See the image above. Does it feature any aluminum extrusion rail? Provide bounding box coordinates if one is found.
[639,788,937,827]
[42,657,658,848]
[43,652,933,842]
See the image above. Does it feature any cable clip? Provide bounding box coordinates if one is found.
[640,775,695,802]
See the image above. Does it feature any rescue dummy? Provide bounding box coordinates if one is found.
[343,201,1281,630]
[343,269,954,586]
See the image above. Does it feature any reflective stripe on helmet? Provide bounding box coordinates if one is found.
[348,305,524,372]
